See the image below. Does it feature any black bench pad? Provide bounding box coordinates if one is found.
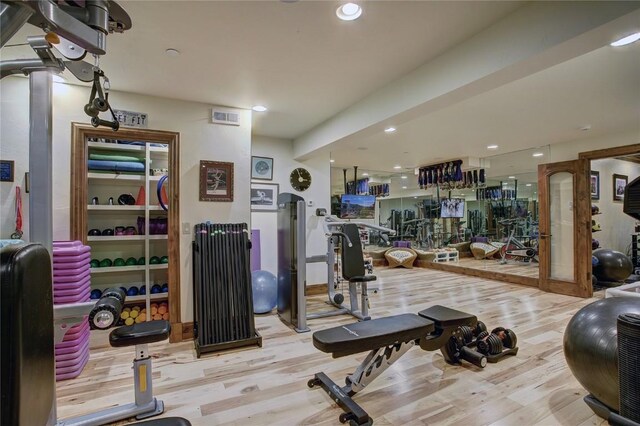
[109,320,171,347]
[134,417,192,426]
[349,275,377,283]
[418,305,476,328]
[313,314,434,358]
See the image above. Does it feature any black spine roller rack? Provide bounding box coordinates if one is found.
[192,223,262,357]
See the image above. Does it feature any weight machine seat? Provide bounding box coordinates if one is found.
[418,305,476,328]
[134,417,192,426]
[109,320,171,347]
[348,274,377,283]
[312,314,435,358]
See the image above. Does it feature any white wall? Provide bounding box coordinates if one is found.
[549,130,639,163]
[251,136,330,285]
[0,76,252,323]
[591,158,639,254]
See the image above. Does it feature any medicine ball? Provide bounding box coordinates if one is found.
[113,258,126,267]
[90,289,102,299]
[102,228,114,236]
[149,256,160,265]
[151,284,162,294]
[99,258,113,267]
[125,257,138,266]
[137,256,146,265]
[160,256,169,264]
[90,259,100,268]
[88,228,101,236]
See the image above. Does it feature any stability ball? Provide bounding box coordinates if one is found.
[251,270,277,314]
[564,298,640,411]
[592,249,633,284]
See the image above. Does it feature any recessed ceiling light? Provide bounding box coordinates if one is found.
[252,105,268,112]
[336,3,362,21]
[413,196,418,199]
[610,32,640,47]
[165,48,180,56]
[508,176,516,179]
[580,125,592,131]
[526,183,532,187]
[532,152,544,157]
[330,159,335,163]
[384,127,396,133]
[394,165,402,169]
[401,175,407,179]
[402,186,407,189]
[52,74,66,83]
[487,144,499,150]
[362,172,369,176]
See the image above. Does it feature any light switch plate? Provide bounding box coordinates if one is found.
[182,222,191,234]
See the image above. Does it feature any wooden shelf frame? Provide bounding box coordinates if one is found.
[70,123,182,342]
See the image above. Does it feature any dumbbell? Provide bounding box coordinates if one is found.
[88,287,126,330]
[476,327,518,355]
[459,321,488,345]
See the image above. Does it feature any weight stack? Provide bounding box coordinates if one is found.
[618,313,640,422]
[52,241,91,381]
[192,223,261,357]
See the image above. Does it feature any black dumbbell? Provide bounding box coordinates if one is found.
[459,320,488,345]
[88,295,123,330]
[476,327,518,355]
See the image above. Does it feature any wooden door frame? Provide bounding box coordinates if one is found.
[70,123,183,342]
[538,159,591,297]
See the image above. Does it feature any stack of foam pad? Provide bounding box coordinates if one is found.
[192,223,261,357]
[52,241,91,381]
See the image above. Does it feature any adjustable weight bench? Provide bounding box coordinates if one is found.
[308,305,483,426]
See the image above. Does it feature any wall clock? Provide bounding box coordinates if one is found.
[290,167,312,192]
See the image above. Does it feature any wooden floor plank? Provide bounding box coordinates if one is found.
[56,267,602,425]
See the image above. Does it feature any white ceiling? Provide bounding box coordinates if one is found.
[3,0,638,180]
[328,41,640,172]
[4,1,523,139]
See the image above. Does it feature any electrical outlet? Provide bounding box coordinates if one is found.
[182,222,191,235]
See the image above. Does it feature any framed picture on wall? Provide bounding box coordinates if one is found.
[613,173,628,202]
[251,156,274,180]
[251,183,279,211]
[590,170,600,200]
[0,160,14,182]
[199,160,234,202]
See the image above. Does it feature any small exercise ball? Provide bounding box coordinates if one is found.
[564,298,640,411]
[251,270,277,314]
[592,249,633,284]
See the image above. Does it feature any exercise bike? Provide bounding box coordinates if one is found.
[498,219,537,264]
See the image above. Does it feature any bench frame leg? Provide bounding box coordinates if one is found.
[348,341,414,393]
[308,372,372,426]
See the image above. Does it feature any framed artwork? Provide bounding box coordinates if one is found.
[0,160,14,182]
[590,170,600,200]
[613,173,628,202]
[199,160,234,202]
[250,182,279,211]
[251,156,273,180]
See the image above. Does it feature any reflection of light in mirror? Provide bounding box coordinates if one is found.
[526,183,532,187]
[402,186,407,189]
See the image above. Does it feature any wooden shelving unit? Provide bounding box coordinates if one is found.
[70,123,183,342]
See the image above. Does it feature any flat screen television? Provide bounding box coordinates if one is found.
[340,194,376,219]
[440,198,465,218]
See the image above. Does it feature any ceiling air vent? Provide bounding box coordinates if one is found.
[211,109,240,126]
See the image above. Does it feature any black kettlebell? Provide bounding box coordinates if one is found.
[118,193,135,205]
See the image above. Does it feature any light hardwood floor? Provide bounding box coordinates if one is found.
[456,257,539,279]
[57,267,606,425]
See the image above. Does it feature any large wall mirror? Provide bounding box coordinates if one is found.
[330,146,551,283]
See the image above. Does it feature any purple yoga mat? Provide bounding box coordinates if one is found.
[53,244,90,256]
[251,229,261,272]
[56,352,89,381]
[55,341,89,361]
[54,288,90,304]
[53,253,91,267]
[54,282,91,298]
[53,275,91,290]
[60,320,89,341]
[53,269,90,282]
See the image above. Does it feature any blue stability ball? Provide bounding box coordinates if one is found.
[251,270,277,314]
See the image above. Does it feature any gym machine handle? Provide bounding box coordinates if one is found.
[332,231,353,248]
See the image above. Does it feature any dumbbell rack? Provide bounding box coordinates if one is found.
[632,234,639,275]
